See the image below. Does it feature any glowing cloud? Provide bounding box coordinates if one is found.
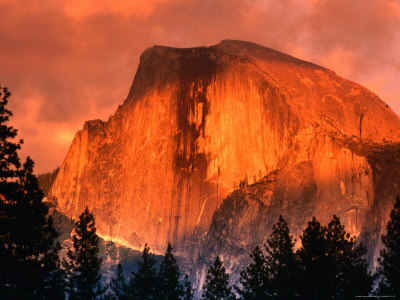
[0,0,399,173]
[64,0,172,18]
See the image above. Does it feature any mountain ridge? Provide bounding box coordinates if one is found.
[49,40,400,277]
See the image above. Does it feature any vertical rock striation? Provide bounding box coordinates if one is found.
[50,40,400,264]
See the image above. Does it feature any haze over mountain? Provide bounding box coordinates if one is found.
[49,41,400,286]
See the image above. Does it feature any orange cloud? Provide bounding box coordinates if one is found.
[0,0,399,173]
[64,0,173,18]
[319,46,356,78]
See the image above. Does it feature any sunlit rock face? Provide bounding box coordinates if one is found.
[50,40,400,256]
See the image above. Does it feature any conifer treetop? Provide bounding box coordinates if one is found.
[377,196,400,296]
[202,256,235,300]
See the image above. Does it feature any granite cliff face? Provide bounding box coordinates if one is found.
[50,40,400,263]
[193,142,400,293]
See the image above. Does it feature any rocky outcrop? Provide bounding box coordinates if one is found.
[50,40,400,262]
[194,141,400,294]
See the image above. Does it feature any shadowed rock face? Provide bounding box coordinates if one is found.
[50,40,400,258]
[193,142,400,297]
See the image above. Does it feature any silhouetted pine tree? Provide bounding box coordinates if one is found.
[325,216,371,298]
[297,216,371,299]
[127,243,159,299]
[158,243,183,300]
[201,256,236,300]
[0,86,64,299]
[237,246,267,300]
[377,196,400,296]
[264,215,298,299]
[296,217,331,299]
[64,207,103,299]
[182,274,194,300]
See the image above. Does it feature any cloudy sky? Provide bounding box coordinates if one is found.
[1,0,399,173]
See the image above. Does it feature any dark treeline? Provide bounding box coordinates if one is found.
[2,86,400,299]
[235,215,372,299]
[62,207,194,300]
[37,167,59,197]
[203,203,400,299]
[1,85,63,299]
[103,243,194,300]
